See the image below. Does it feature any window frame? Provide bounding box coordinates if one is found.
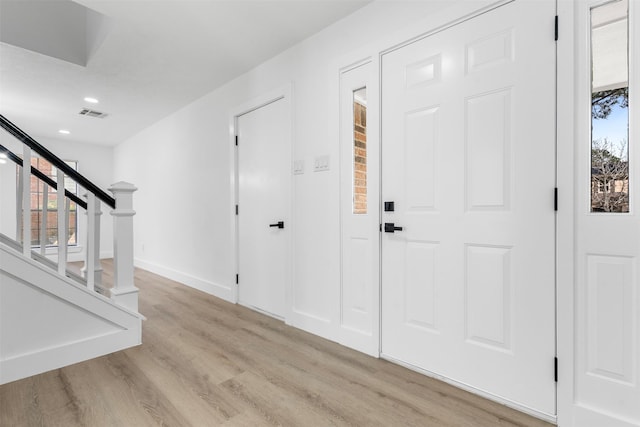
[18,157,80,249]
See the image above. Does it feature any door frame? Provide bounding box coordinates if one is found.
[556,0,575,425]
[228,84,294,323]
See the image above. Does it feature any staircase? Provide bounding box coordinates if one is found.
[0,115,143,385]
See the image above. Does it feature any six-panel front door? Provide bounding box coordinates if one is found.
[381,1,557,416]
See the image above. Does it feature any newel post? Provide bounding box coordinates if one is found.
[109,181,139,312]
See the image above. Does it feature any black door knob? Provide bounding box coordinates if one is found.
[269,221,285,229]
[384,222,403,233]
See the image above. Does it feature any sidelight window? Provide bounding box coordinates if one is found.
[590,0,630,213]
[353,87,367,214]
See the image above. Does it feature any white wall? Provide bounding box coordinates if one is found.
[0,243,142,385]
[113,1,451,339]
[42,136,115,261]
[0,131,114,261]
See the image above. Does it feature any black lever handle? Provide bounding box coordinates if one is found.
[269,221,285,229]
[384,222,403,233]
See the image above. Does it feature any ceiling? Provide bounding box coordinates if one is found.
[0,0,371,146]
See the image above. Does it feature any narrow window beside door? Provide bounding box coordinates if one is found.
[590,0,630,213]
[353,87,367,214]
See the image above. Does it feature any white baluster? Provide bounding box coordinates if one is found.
[85,193,96,291]
[40,183,48,255]
[16,167,23,242]
[109,182,138,311]
[65,197,71,259]
[82,194,103,289]
[57,169,67,275]
[22,146,31,256]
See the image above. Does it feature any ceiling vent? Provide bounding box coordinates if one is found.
[79,108,108,118]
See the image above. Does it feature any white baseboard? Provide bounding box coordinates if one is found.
[288,308,336,342]
[134,257,233,302]
[44,250,113,263]
[1,326,141,384]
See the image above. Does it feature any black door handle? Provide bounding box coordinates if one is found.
[384,222,403,233]
[269,221,284,229]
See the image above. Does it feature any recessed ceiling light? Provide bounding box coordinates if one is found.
[84,97,99,104]
[58,129,70,135]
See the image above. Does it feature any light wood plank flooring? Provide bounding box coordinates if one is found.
[1,262,554,426]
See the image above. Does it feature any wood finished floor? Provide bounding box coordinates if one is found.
[1,262,554,427]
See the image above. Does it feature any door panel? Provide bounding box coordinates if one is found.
[339,61,380,355]
[572,0,640,424]
[237,98,289,319]
[381,1,556,416]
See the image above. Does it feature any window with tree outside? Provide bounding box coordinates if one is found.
[18,158,79,247]
[591,0,629,213]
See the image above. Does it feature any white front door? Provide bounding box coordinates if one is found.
[237,97,290,319]
[381,1,556,417]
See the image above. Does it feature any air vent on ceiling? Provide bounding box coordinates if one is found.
[79,108,108,118]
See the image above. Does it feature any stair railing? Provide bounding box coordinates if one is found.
[0,114,138,312]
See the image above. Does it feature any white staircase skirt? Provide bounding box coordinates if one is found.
[0,243,143,385]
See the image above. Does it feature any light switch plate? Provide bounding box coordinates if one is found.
[314,155,330,172]
[293,160,305,175]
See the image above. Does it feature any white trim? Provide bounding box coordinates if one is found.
[0,242,143,384]
[1,243,142,320]
[39,245,82,255]
[1,327,141,385]
[556,1,576,426]
[41,247,112,263]
[380,0,515,57]
[134,257,234,302]
[288,308,334,341]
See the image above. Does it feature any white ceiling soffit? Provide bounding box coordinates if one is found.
[0,0,371,146]
[0,0,111,67]
[591,0,628,92]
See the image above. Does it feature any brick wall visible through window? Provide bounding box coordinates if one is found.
[18,158,78,247]
[353,97,367,214]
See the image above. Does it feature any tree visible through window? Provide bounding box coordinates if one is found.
[590,0,629,213]
[18,158,78,247]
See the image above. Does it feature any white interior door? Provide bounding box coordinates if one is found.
[237,98,290,319]
[381,1,557,417]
